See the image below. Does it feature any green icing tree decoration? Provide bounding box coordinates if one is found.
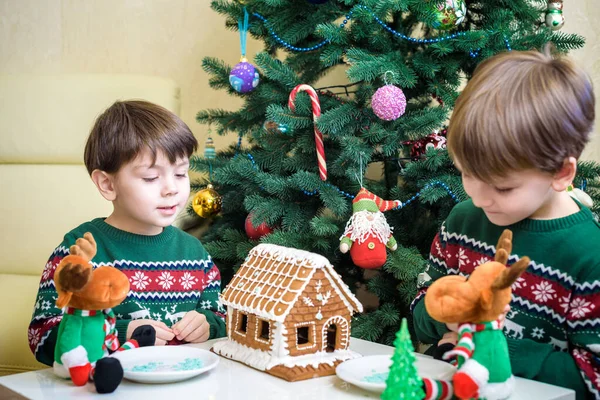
[381,318,424,400]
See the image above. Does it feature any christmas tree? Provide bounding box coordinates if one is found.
[381,318,424,400]
[190,0,592,344]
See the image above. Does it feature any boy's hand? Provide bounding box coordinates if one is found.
[172,311,210,343]
[126,319,174,346]
[446,322,458,332]
[438,331,458,347]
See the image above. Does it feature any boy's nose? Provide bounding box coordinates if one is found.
[162,178,178,197]
[472,193,493,209]
[467,180,494,209]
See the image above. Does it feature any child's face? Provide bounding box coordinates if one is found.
[110,148,191,235]
[460,167,557,226]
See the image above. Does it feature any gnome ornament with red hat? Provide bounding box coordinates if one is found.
[339,188,401,269]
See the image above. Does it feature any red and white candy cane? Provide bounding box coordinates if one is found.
[288,84,327,181]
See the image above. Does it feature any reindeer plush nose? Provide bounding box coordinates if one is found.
[424,275,469,321]
[81,267,131,309]
[428,275,466,298]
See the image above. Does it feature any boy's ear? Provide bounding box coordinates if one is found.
[552,157,577,192]
[91,169,117,201]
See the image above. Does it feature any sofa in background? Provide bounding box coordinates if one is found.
[0,74,181,376]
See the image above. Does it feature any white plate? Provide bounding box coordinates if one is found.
[336,354,455,393]
[111,346,219,384]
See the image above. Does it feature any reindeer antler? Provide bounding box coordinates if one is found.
[491,229,530,290]
[492,256,530,290]
[69,232,97,261]
[55,232,96,309]
[494,229,513,265]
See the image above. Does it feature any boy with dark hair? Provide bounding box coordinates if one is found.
[29,100,226,368]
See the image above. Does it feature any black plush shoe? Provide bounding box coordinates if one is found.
[93,357,123,394]
[130,325,156,347]
[432,342,456,363]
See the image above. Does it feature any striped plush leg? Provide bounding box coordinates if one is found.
[422,377,453,400]
[116,339,139,352]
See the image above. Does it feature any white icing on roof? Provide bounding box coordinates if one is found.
[220,244,363,322]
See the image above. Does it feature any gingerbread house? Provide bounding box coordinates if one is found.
[212,244,363,381]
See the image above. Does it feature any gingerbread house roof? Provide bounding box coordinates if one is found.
[220,244,363,322]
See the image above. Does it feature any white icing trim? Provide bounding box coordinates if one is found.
[323,264,363,313]
[302,296,315,307]
[270,321,289,358]
[224,245,309,322]
[235,311,248,337]
[251,244,332,267]
[294,321,316,350]
[321,316,350,352]
[212,339,361,371]
[226,305,233,338]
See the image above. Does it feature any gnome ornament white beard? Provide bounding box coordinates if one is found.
[340,210,398,269]
[341,211,393,248]
[339,187,400,269]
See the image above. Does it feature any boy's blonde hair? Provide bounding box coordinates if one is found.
[447,46,595,182]
[84,100,198,175]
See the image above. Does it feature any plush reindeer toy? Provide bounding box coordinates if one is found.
[53,232,155,393]
[424,230,530,400]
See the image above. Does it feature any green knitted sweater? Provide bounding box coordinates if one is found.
[28,218,226,366]
[412,200,600,400]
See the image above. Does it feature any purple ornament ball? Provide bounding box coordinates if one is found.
[371,85,407,121]
[229,61,260,93]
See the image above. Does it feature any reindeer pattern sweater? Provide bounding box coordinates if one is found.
[28,218,226,366]
[412,200,600,400]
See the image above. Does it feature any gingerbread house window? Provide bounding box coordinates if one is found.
[295,322,315,349]
[297,327,310,345]
[257,319,270,342]
[237,312,248,334]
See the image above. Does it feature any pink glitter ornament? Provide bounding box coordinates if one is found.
[372,85,407,121]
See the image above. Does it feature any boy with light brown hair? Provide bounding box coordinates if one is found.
[412,46,600,399]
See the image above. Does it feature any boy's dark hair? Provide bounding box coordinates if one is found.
[84,100,198,174]
[447,45,595,182]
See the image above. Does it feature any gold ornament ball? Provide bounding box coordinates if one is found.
[192,184,222,218]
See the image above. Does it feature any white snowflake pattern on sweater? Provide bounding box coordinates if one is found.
[180,272,198,290]
[130,271,150,290]
[157,271,175,289]
[570,298,595,319]
[532,281,556,303]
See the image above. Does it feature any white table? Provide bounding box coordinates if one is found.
[0,338,575,399]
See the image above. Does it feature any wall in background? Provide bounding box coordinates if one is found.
[1,0,599,161]
[566,1,600,162]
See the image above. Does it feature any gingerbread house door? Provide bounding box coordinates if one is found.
[321,316,349,353]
